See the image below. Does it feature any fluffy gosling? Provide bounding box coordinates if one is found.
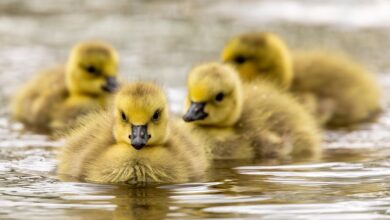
[182,62,321,160]
[11,41,119,133]
[58,82,208,184]
[221,32,381,128]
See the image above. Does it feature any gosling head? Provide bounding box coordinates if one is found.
[66,41,119,96]
[113,83,169,150]
[221,32,293,89]
[183,62,243,127]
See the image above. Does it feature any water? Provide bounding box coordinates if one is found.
[1,0,390,219]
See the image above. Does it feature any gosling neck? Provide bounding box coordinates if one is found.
[269,38,294,90]
[272,50,293,90]
[220,82,244,127]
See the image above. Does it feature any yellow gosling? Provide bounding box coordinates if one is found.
[221,32,381,128]
[11,41,119,133]
[182,62,321,160]
[58,82,208,184]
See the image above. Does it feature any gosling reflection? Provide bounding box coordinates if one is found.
[112,185,169,220]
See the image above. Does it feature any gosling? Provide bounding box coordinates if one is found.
[57,82,208,184]
[182,62,321,160]
[221,32,381,128]
[11,41,119,133]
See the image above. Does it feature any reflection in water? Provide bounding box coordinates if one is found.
[1,0,390,219]
[112,186,169,220]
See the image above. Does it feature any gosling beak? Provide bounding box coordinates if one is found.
[183,102,208,122]
[129,125,151,150]
[102,76,118,93]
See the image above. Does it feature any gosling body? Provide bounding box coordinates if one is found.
[221,32,381,127]
[183,63,321,160]
[58,83,208,184]
[11,41,119,133]
[292,51,381,127]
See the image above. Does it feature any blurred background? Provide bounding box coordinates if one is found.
[2,0,390,94]
[1,1,390,219]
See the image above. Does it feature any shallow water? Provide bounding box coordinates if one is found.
[1,0,390,219]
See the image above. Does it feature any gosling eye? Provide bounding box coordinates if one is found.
[85,65,100,75]
[120,111,128,122]
[233,55,247,64]
[152,109,161,122]
[215,92,224,102]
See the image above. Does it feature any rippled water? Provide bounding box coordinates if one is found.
[1,0,390,219]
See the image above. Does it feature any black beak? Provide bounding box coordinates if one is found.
[102,76,118,93]
[129,125,151,150]
[183,102,208,122]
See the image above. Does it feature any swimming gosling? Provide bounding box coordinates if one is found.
[182,62,321,160]
[58,82,208,184]
[221,32,381,128]
[11,41,119,133]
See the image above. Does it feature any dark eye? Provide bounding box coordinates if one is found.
[215,92,224,102]
[152,109,161,122]
[233,55,246,64]
[121,111,127,122]
[85,65,99,75]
